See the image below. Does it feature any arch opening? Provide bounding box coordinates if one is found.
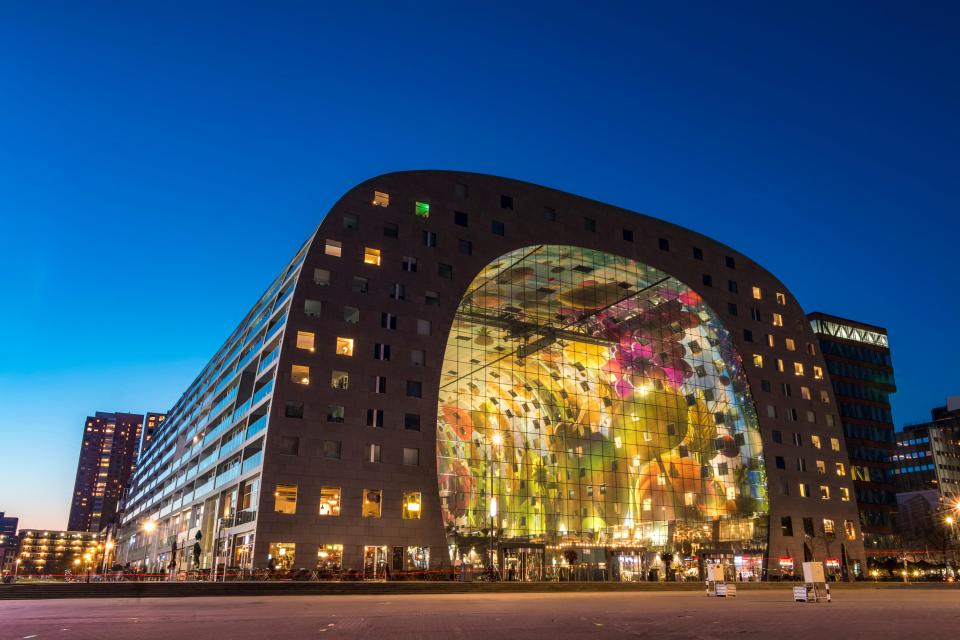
[437,245,768,580]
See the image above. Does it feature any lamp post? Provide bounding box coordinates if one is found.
[142,520,157,579]
[13,559,20,582]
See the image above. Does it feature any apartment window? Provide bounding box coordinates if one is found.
[822,518,835,534]
[844,519,856,540]
[799,483,810,498]
[274,484,297,514]
[417,319,432,336]
[352,276,369,294]
[304,299,322,318]
[424,291,439,306]
[658,238,670,251]
[323,440,341,459]
[813,366,824,380]
[364,247,382,266]
[824,414,834,427]
[785,338,796,352]
[499,194,513,210]
[324,239,342,257]
[777,358,785,372]
[458,239,473,256]
[767,334,775,348]
[775,456,785,469]
[806,410,816,423]
[794,362,805,376]
[402,256,418,272]
[342,214,358,230]
[488,219,506,236]
[366,443,382,463]
[751,286,761,300]
[285,401,304,419]
[727,302,738,316]
[811,435,822,449]
[406,380,422,398]
[404,413,421,430]
[410,349,426,367]
[422,230,437,247]
[390,283,406,300]
[414,201,430,218]
[728,280,738,294]
[583,217,596,232]
[751,308,762,321]
[761,380,771,393]
[454,211,468,226]
[692,247,703,260]
[381,313,397,330]
[326,404,345,423]
[383,222,399,238]
[771,313,783,327]
[367,409,384,428]
[438,263,453,279]
[830,438,840,452]
[816,460,826,475]
[802,517,815,536]
[331,370,349,390]
[319,487,341,516]
[772,430,782,444]
[781,516,793,536]
[702,274,713,287]
[372,376,386,393]
[455,182,469,198]
[362,489,382,518]
[372,191,389,207]
[291,365,310,385]
[343,306,359,324]
[725,256,736,268]
[374,343,391,361]
[835,462,846,477]
[797,457,807,472]
[314,268,331,286]
[776,292,787,305]
[840,487,851,502]
[278,436,299,456]
[622,228,634,242]
[402,492,422,519]
[820,485,831,500]
[336,337,354,356]
[801,386,811,400]
[766,404,776,418]
[744,329,754,342]
[403,447,420,466]
[296,331,315,351]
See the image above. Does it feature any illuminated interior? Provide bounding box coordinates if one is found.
[437,245,768,566]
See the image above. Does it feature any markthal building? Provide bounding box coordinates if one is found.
[117,171,865,581]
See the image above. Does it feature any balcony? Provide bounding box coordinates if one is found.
[246,415,268,440]
[241,450,263,475]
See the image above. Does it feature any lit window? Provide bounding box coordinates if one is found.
[752,354,763,368]
[836,463,846,477]
[820,390,831,403]
[777,358,784,373]
[364,247,381,266]
[372,191,389,207]
[402,492,422,519]
[296,331,315,351]
[794,362,804,376]
[325,239,342,257]
[776,292,787,305]
[767,334,775,347]
[799,483,810,498]
[362,489,382,518]
[772,313,783,327]
[822,518,835,535]
[291,365,310,385]
[844,519,856,540]
[813,366,824,380]
[366,443,381,463]
[268,543,295,570]
[331,370,349,390]
[785,338,795,351]
[751,286,762,300]
[274,484,297,514]
[801,386,811,400]
[317,544,343,568]
[830,437,840,452]
[816,460,826,474]
[415,201,430,218]
[336,337,354,356]
[820,485,830,500]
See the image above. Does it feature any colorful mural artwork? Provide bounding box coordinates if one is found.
[437,245,768,556]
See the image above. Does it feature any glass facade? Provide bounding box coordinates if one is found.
[437,246,768,569]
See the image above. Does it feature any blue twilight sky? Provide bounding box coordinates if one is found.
[1,2,957,529]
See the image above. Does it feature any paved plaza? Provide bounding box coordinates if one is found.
[1,588,958,640]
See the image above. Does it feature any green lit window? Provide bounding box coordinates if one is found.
[415,201,430,218]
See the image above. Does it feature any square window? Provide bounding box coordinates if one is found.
[390,283,406,300]
[692,247,703,260]
[830,437,841,452]
[776,292,787,305]
[362,489,382,518]
[820,485,831,500]
[806,343,816,356]
[417,319,431,336]
[381,313,397,330]
[366,409,384,428]
[543,207,556,221]
[836,462,846,477]
[728,280,738,293]
[622,229,634,242]
[840,487,851,502]
[491,220,505,236]
[323,440,342,459]
[424,290,439,305]
[751,286,761,300]
[454,211,468,226]
[725,256,736,268]
[403,491,422,519]
[324,239,342,257]
[415,201,430,218]
[422,230,437,247]
[402,256,418,272]
[372,376,386,393]
[372,191,389,207]
[304,299,322,318]
[383,223,399,239]
[343,306,359,324]
[404,413,421,430]
[364,247,381,266]
[766,404,776,418]
[753,354,763,368]
[366,443,382,463]
[455,183,469,199]
[702,274,713,287]
[458,239,473,256]
[327,404,344,423]
[278,436,299,456]
[438,263,453,279]
[330,370,349,390]
[816,460,826,474]
[291,364,310,385]
[844,519,856,539]
[813,366,824,380]
[406,380,422,398]
[402,447,420,466]
[374,343,391,360]
[342,214,358,230]
[794,362,804,376]
[761,379,771,393]
[314,268,331,286]
[274,484,297,514]
[772,430,782,444]
[296,331,315,351]
[820,390,830,403]
[285,401,304,419]
[751,307,762,321]
[584,217,596,232]
[772,313,783,327]
[767,334,775,347]
[785,338,796,351]
[500,195,513,210]
[410,349,426,367]
[319,487,341,516]
[744,329,753,342]
[336,337,354,356]
[775,456,785,469]
[352,276,369,294]
[727,302,738,316]
[658,238,669,251]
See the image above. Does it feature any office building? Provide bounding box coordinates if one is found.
[894,397,960,498]
[15,529,102,577]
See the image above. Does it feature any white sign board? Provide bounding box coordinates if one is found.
[707,564,725,582]
[802,561,825,584]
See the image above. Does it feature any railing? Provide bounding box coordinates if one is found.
[193,478,214,499]
[219,432,245,458]
[257,348,279,374]
[246,415,268,439]
[241,450,263,475]
[215,464,241,488]
[198,451,218,473]
[251,379,274,406]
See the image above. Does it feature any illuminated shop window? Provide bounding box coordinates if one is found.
[752,286,762,300]
[319,487,341,516]
[274,484,297,514]
[296,331,315,351]
[291,365,310,385]
[830,438,841,452]
[362,489,382,518]
[372,191,389,207]
[776,292,787,305]
[336,337,355,356]
[772,313,784,327]
[325,239,342,257]
[415,201,430,218]
[820,485,831,500]
[331,371,349,390]
[403,492,422,519]
[267,542,295,570]
[317,544,343,569]
[364,247,382,266]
